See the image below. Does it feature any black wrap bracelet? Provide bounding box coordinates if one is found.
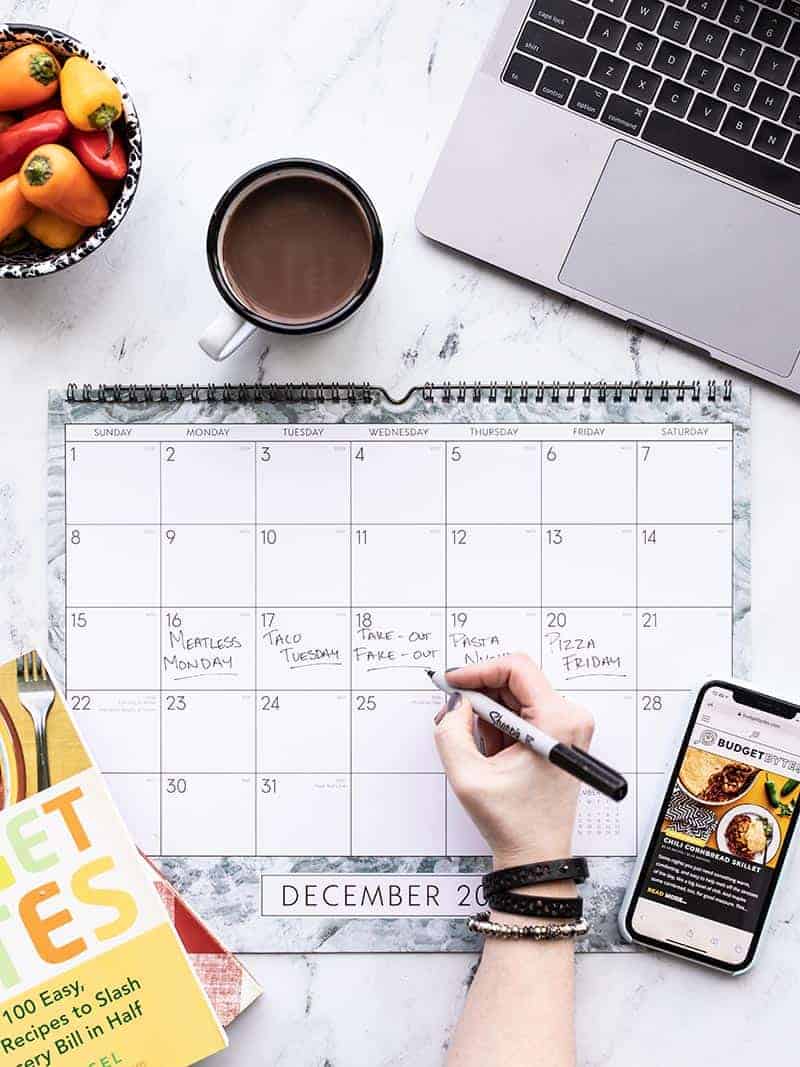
[482,857,588,898]
[485,889,584,920]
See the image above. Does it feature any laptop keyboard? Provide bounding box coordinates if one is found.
[503,0,800,203]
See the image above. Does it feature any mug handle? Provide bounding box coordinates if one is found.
[199,306,258,362]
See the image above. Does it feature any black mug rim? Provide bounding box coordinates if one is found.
[206,158,383,336]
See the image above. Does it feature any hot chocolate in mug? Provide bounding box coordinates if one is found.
[200,159,383,362]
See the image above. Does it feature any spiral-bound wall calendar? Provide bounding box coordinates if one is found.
[47,381,751,953]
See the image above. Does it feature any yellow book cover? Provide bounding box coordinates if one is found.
[0,653,228,1067]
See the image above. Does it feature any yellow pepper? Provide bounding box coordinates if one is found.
[25,209,85,250]
[60,57,122,133]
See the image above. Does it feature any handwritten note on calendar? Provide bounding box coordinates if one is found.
[51,386,749,951]
[61,421,733,854]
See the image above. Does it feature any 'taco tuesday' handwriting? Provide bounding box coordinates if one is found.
[262,621,342,670]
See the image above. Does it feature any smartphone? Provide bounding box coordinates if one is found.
[620,679,800,974]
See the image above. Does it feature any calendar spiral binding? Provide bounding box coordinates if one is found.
[64,379,733,406]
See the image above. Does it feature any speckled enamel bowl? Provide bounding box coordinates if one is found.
[0,24,142,278]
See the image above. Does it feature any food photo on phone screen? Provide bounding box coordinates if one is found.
[624,684,800,970]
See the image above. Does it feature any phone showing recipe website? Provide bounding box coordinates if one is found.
[621,681,800,973]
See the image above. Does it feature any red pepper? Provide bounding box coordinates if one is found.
[68,127,128,180]
[0,110,70,181]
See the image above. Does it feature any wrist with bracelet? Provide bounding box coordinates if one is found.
[469,856,590,941]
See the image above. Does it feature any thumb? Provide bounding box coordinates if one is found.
[434,692,482,783]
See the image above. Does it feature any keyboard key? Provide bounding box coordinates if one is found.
[503,53,544,91]
[690,19,729,57]
[751,81,788,117]
[590,50,630,87]
[601,92,648,131]
[753,118,791,155]
[782,93,800,128]
[569,78,609,116]
[783,0,800,18]
[626,0,665,29]
[623,63,662,101]
[753,9,790,47]
[536,65,577,102]
[786,132,800,166]
[687,91,726,128]
[785,24,800,58]
[642,109,800,200]
[653,40,691,76]
[688,0,723,16]
[719,0,757,32]
[620,26,659,61]
[762,0,782,8]
[685,54,724,90]
[530,0,594,37]
[719,68,756,103]
[588,13,626,48]
[721,105,758,142]
[658,4,697,42]
[593,0,628,15]
[755,47,793,85]
[788,61,800,91]
[518,22,598,75]
[655,77,694,114]
[723,33,761,71]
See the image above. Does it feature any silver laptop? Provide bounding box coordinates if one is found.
[417,0,800,392]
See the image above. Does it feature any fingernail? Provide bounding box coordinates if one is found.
[434,691,461,724]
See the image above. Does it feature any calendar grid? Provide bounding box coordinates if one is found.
[539,443,543,668]
[158,443,164,851]
[349,442,354,856]
[61,520,736,527]
[634,442,640,846]
[61,427,738,864]
[443,442,448,853]
[253,442,258,857]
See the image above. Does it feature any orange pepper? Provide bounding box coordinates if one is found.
[0,173,35,242]
[19,143,108,227]
[0,45,60,111]
[25,209,85,249]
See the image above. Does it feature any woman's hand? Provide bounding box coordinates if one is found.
[437,655,586,1067]
[434,654,594,870]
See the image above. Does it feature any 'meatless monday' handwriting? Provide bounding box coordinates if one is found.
[163,627,242,680]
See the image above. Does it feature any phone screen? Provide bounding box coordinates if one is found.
[625,681,800,971]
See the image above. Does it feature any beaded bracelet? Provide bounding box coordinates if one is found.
[467,912,589,941]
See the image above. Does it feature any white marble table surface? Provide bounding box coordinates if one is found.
[2,0,800,1062]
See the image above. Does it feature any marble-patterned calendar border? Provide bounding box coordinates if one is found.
[47,384,751,953]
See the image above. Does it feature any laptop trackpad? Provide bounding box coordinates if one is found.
[559,140,800,377]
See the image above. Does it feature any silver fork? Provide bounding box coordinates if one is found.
[16,651,56,792]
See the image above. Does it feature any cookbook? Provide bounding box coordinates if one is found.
[0,652,227,1067]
